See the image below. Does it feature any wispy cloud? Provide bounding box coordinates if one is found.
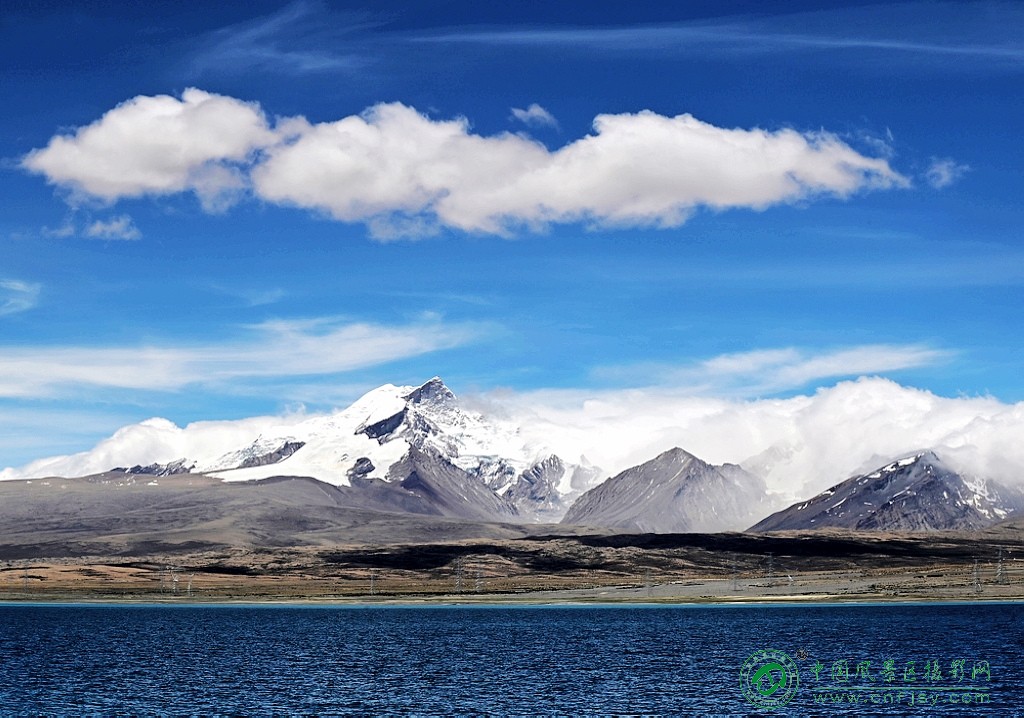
[41,222,75,239]
[23,90,907,238]
[417,5,1024,67]
[925,157,970,189]
[210,285,288,307]
[40,215,142,241]
[510,103,559,129]
[592,344,949,396]
[187,0,371,77]
[429,25,1024,61]
[84,215,141,240]
[0,279,41,317]
[0,317,478,399]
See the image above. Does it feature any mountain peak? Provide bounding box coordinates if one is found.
[658,447,700,462]
[864,450,941,480]
[404,376,455,405]
[562,447,768,533]
[752,449,1024,532]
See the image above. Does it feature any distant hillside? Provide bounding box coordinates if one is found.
[562,447,770,533]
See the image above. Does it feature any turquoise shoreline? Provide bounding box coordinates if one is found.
[2,598,1022,609]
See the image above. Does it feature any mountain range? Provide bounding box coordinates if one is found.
[2,378,1021,535]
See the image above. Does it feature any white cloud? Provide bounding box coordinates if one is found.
[254,103,908,236]
[84,215,142,240]
[42,222,76,238]
[0,279,41,317]
[594,344,948,396]
[21,88,276,208]
[477,377,1024,502]
[0,317,476,399]
[38,214,141,241]
[925,157,970,188]
[510,103,559,129]
[711,344,947,394]
[24,90,908,238]
[0,406,141,474]
[1,413,310,481]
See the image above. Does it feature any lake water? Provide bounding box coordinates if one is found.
[0,602,1020,716]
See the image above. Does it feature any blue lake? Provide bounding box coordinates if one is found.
[0,602,1020,716]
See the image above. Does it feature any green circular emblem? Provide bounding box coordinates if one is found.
[740,649,799,710]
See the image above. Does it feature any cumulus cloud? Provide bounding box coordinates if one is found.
[1,414,310,481]
[0,279,41,317]
[84,215,142,240]
[23,90,908,238]
[0,317,476,399]
[21,88,276,209]
[925,157,970,188]
[510,103,559,129]
[0,407,140,474]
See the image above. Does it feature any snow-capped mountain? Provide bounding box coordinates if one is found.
[751,451,1024,532]
[15,378,596,522]
[561,447,772,533]
[205,377,597,517]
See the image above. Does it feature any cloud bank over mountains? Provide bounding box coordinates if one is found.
[5,377,1024,508]
[476,377,1024,501]
[23,89,907,238]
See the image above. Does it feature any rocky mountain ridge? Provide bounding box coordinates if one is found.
[751,451,1024,532]
[4,379,1022,533]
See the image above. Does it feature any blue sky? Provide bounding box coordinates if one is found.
[2,1,1023,468]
